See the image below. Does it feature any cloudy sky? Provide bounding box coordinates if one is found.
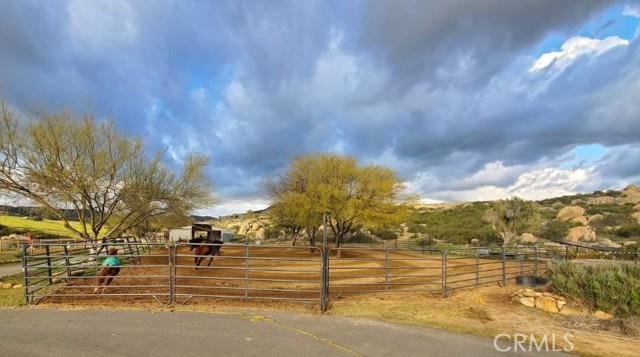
[1,0,640,216]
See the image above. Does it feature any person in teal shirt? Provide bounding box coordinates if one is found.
[94,247,121,294]
[102,248,121,267]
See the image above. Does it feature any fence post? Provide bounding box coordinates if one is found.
[518,246,523,274]
[385,249,390,291]
[45,244,53,285]
[134,239,141,260]
[441,250,447,296]
[63,245,72,283]
[320,247,328,312]
[244,244,249,300]
[21,244,30,304]
[169,245,175,304]
[475,248,480,286]
[501,247,507,287]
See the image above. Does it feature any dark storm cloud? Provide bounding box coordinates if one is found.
[353,0,616,89]
[0,0,638,214]
[391,38,639,185]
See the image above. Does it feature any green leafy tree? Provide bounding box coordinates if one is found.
[0,103,215,243]
[263,154,414,253]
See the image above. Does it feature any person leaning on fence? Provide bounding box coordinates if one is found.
[94,247,122,294]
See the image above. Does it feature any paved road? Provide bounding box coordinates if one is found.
[0,308,563,356]
[0,262,22,278]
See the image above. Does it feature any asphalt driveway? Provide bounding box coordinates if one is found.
[0,308,562,356]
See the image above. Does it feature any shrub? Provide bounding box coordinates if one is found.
[590,213,634,230]
[616,223,640,238]
[0,223,9,236]
[550,261,640,317]
[372,229,398,240]
[537,220,572,241]
[585,203,634,216]
[344,231,376,244]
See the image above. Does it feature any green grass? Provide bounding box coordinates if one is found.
[0,273,25,306]
[0,250,22,264]
[0,215,105,239]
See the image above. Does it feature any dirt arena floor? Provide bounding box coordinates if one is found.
[38,245,539,310]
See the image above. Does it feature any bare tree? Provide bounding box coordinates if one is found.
[0,103,215,243]
[486,197,539,246]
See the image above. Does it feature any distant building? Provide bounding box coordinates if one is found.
[168,223,235,243]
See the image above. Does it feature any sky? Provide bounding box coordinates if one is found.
[1,0,640,217]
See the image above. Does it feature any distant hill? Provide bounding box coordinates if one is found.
[3,185,639,247]
[0,205,79,221]
[209,185,640,247]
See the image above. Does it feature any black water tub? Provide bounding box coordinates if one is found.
[515,275,549,286]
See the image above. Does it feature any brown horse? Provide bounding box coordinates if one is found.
[189,237,223,269]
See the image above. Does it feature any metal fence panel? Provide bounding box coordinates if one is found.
[173,243,324,306]
[443,247,550,294]
[326,247,444,298]
[22,241,171,305]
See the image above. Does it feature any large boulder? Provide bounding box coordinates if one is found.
[622,184,640,204]
[566,226,596,242]
[588,214,603,223]
[535,296,560,313]
[557,206,585,221]
[519,233,538,244]
[570,216,588,226]
[634,203,640,211]
[632,212,640,223]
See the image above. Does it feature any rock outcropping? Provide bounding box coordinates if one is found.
[557,206,585,221]
[566,226,596,242]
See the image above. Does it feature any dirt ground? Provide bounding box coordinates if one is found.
[33,245,639,356]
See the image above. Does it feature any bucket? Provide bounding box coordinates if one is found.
[516,275,548,286]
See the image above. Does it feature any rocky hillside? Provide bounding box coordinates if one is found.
[210,185,640,249]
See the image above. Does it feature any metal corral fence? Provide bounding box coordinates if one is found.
[22,242,558,311]
[173,243,324,307]
[325,246,558,299]
[326,247,444,298]
[21,239,169,305]
[443,247,556,295]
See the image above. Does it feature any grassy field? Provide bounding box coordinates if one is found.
[0,250,21,264]
[0,215,103,238]
[0,273,24,306]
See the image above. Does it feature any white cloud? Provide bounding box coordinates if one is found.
[190,87,207,102]
[623,4,640,18]
[452,161,524,190]
[197,198,270,217]
[530,36,629,72]
[224,81,250,110]
[434,166,592,203]
[66,0,137,53]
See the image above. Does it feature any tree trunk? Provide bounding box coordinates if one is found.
[335,235,343,259]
